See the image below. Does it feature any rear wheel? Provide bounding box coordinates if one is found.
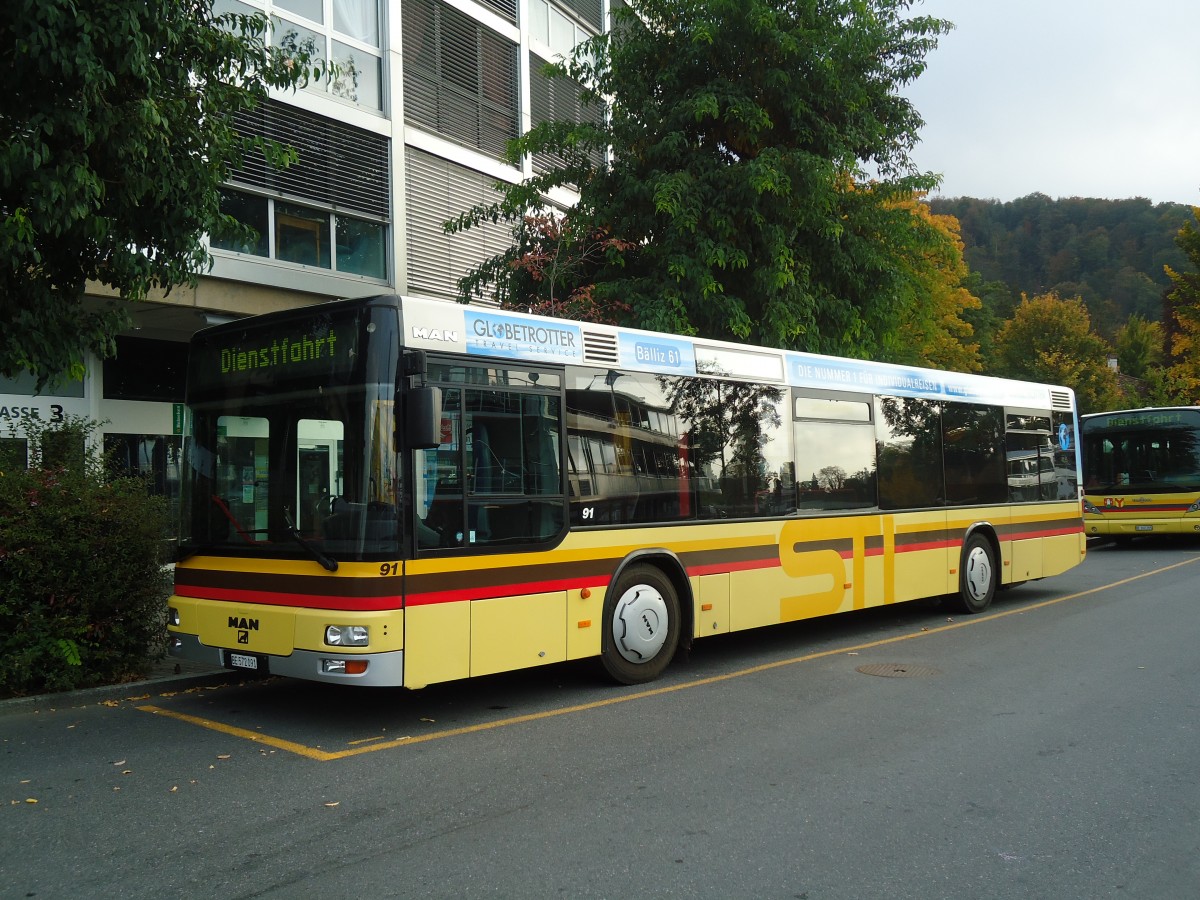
[600,564,681,685]
[955,533,997,614]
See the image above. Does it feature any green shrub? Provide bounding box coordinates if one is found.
[0,416,171,697]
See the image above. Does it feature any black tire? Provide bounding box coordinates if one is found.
[955,533,997,614]
[600,563,681,685]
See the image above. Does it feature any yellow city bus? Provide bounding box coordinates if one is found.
[168,294,1086,687]
[1081,407,1200,539]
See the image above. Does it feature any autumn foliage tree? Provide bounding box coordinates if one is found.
[463,212,636,325]
[888,196,981,372]
[1161,206,1200,402]
[991,292,1122,414]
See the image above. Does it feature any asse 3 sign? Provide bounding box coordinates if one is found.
[0,402,65,424]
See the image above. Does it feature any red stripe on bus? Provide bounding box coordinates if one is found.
[405,575,615,607]
[178,584,402,611]
[686,557,779,577]
[1008,525,1084,540]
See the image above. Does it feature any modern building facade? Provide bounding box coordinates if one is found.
[1,0,610,529]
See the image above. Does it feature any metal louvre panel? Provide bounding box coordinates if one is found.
[528,52,602,174]
[405,147,512,304]
[229,100,389,218]
[1050,390,1073,410]
[472,0,517,22]
[403,0,518,159]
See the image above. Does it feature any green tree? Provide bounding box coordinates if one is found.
[1,0,321,386]
[452,0,951,358]
[991,292,1122,414]
[1113,313,1163,380]
[1162,206,1200,402]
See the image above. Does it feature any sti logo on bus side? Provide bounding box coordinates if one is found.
[412,326,459,342]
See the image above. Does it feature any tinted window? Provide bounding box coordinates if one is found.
[104,336,187,402]
[876,396,943,509]
[565,370,687,525]
[1052,411,1079,501]
[564,369,793,524]
[669,375,792,519]
[942,403,1006,505]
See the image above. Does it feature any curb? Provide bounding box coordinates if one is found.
[0,666,249,718]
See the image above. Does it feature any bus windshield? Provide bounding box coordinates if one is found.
[1082,410,1200,493]
[178,302,403,561]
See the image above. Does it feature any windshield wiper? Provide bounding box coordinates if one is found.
[283,509,339,572]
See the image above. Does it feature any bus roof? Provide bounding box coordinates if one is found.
[396,294,1074,411]
[201,293,1075,411]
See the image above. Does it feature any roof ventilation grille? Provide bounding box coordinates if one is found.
[582,331,619,365]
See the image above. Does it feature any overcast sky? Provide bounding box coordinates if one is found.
[903,0,1200,206]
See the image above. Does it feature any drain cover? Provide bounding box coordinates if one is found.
[856,662,942,678]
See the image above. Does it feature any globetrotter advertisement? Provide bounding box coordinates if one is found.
[464,310,583,364]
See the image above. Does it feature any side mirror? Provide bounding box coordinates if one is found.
[406,386,443,450]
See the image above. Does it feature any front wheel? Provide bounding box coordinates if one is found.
[600,564,681,685]
[955,533,998,614]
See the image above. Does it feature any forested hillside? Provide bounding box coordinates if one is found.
[929,194,1193,338]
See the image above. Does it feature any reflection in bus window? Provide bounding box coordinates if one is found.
[876,396,943,509]
[415,372,564,549]
[565,369,793,524]
[793,394,876,511]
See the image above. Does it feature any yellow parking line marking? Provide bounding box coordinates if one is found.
[140,556,1199,761]
[137,706,339,760]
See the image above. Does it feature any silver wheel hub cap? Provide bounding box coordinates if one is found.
[612,583,669,664]
[964,545,992,602]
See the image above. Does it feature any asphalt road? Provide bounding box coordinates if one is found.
[3,536,1199,899]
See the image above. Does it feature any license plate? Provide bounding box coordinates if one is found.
[1135,525,1153,532]
[227,652,260,671]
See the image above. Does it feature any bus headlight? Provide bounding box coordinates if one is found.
[168,606,180,626]
[1188,499,1200,513]
[325,625,369,647]
[1082,499,1103,515]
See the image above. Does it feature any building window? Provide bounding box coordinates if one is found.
[528,0,599,58]
[214,0,383,110]
[403,0,519,159]
[105,434,183,543]
[103,337,187,402]
[218,99,390,279]
[213,189,388,280]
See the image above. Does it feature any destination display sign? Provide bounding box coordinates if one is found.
[188,306,386,399]
[618,334,696,375]
[1088,409,1200,431]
